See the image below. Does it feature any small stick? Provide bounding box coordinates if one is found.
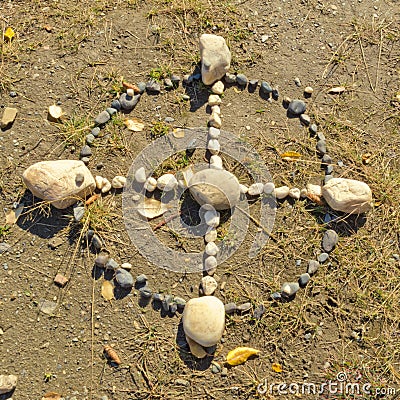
[21,138,43,156]
[153,212,181,231]
[85,193,100,206]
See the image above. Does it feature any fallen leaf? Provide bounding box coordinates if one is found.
[136,198,168,219]
[233,87,241,93]
[328,86,346,94]
[272,362,283,372]
[226,347,260,366]
[125,118,145,132]
[122,81,141,93]
[42,392,61,400]
[280,151,302,161]
[5,204,24,225]
[172,128,185,138]
[101,280,114,301]
[4,27,15,41]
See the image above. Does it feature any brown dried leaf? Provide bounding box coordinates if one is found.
[226,347,260,366]
[137,198,168,219]
[125,118,145,132]
[5,204,23,225]
[272,362,283,372]
[101,280,114,301]
[122,81,141,93]
[280,151,302,161]
[104,345,121,364]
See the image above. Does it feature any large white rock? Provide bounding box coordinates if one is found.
[322,178,373,214]
[22,160,95,209]
[200,34,231,85]
[183,296,225,347]
[189,169,240,210]
[157,173,178,191]
[0,374,17,394]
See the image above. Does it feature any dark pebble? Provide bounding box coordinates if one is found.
[236,74,248,86]
[253,304,266,319]
[287,99,306,116]
[316,139,327,155]
[260,81,273,95]
[318,253,329,263]
[308,260,320,275]
[248,79,258,92]
[106,107,117,116]
[271,292,281,300]
[94,110,110,126]
[162,294,174,312]
[325,165,334,174]
[191,73,201,81]
[224,73,236,84]
[152,293,164,302]
[80,144,93,157]
[105,258,119,270]
[224,302,237,314]
[91,234,102,252]
[115,269,134,288]
[146,80,161,94]
[300,114,311,126]
[119,93,140,112]
[321,154,332,166]
[136,274,148,285]
[324,213,333,224]
[110,99,121,111]
[272,88,279,100]
[322,229,339,252]
[139,286,153,298]
[174,297,186,312]
[169,303,178,314]
[309,123,318,135]
[237,302,252,312]
[91,127,101,137]
[298,273,311,287]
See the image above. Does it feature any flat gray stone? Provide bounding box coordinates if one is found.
[322,229,339,252]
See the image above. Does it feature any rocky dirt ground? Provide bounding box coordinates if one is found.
[0,0,399,399]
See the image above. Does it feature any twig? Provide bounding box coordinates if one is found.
[21,138,43,156]
[153,212,181,230]
[375,28,383,92]
[358,36,375,92]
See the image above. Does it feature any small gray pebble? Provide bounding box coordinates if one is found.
[325,165,334,174]
[324,213,333,223]
[81,157,90,165]
[317,132,326,141]
[211,363,221,374]
[86,133,95,145]
[272,88,279,100]
[294,77,301,87]
[119,93,140,111]
[236,74,248,86]
[260,81,273,95]
[300,114,311,126]
[80,145,92,158]
[91,234,102,252]
[318,253,329,263]
[9,91,17,97]
[146,80,161,94]
[309,123,318,135]
[115,269,134,288]
[73,206,85,222]
[325,174,334,183]
[169,303,178,314]
[308,260,320,275]
[91,127,101,137]
[162,294,174,312]
[164,78,173,88]
[392,253,400,261]
[94,110,110,125]
[164,116,175,123]
[224,73,236,84]
[271,292,281,300]
[137,82,146,94]
[0,243,11,254]
[224,302,237,314]
[94,255,109,267]
[106,107,117,116]
[136,274,148,284]
[316,139,327,155]
[105,258,119,271]
[221,367,228,377]
[288,100,306,115]
[253,304,266,319]
[304,332,312,341]
[298,273,311,287]
[170,74,181,87]
[110,99,121,111]
[281,282,300,297]
[96,162,104,170]
[174,297,186,311]
[322,229,339,252]
[337,160,344,167]
[321,154,332,166]
[139,286,152,298]
[296,259,302,267]
[237,302,251,312]
[152,293,164,302]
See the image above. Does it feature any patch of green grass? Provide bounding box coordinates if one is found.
[0,225,11,238]
[150,120,171,138]
[58,115,92,147]
[149,66,171,82]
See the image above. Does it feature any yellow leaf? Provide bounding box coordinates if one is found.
[280,151,301,161]
[4,27,15,41]
[272,362,283,372]
[125,118,144,132]
[226,347,260,366]
[101,280,114,301]
[172,128,185,138]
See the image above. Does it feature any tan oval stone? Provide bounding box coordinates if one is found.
[189,169,240,210]
[22,160,95,209]
[322,178,373,214]
[183,296,225,347]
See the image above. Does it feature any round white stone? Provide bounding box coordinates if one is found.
[126,88,134,97]
[208,94,222,106]
[263,182,275,194]
[111,175,126,189]
[289,187,301,200]
[211,105,221,115]
[205,241,219,256]
[210,155,223,170]
[204,210,220,227]
[248,182,264,196]
[157,174,178,191]
[205,228,218,243]
[183,296,225,347]
[209,113,221,129]
[207,139,220,155]
[201,276,218,295]
[274,186,290,199]
[208,127,220,139]
[144,177,157,192]
[211,80,224,95]
[134,167,147,183]
[101,178,112,194]
[204,255,218,271]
